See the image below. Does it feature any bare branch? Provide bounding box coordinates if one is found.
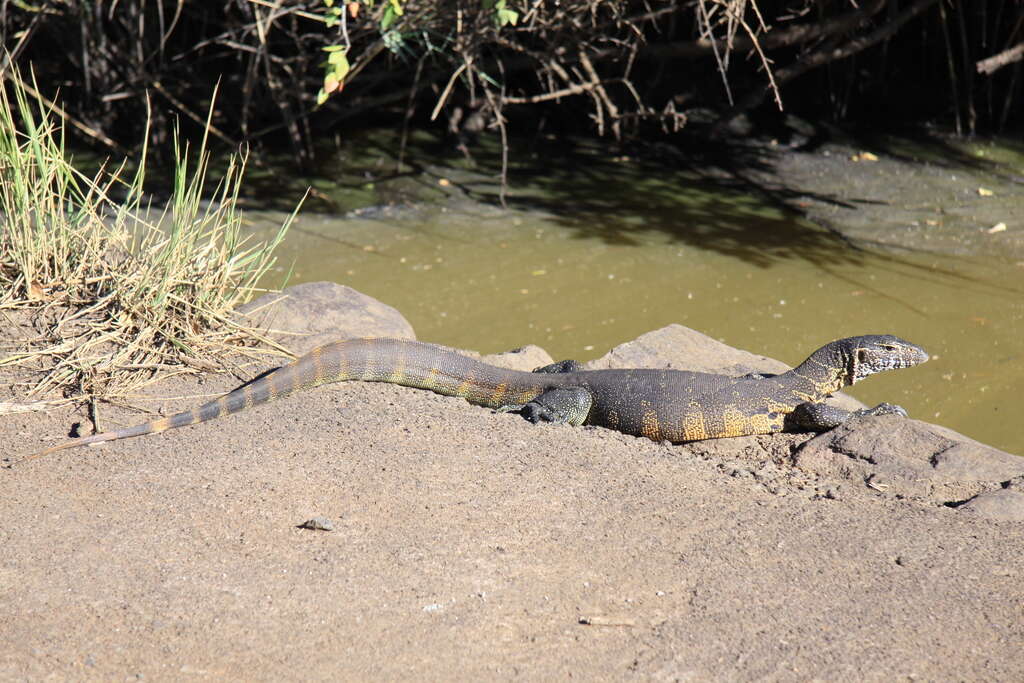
[977,43,1024,75]
[645,0,887,59]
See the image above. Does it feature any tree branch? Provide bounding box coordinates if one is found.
[644,0,887,59]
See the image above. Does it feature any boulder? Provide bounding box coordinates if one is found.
[480,345,555,373]
[793,416,1024,516]
[584,324,788,375]
[235,282,415,355]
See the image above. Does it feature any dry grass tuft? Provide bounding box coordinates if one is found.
[0,70,301,411]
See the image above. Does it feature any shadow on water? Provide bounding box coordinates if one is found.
[836,125,1024,181]
[423,131,1022,298]
[406,136,873,269]
[244,127,1022,304]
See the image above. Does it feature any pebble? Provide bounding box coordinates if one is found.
[298,516,335,531]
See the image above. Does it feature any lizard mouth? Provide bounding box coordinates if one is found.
[849,344,930,384]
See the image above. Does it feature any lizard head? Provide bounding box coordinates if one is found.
[842,335,930,385]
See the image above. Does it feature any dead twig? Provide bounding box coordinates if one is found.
[646,0,887,59]
[977,43,1024,75]
[724,0,940,120]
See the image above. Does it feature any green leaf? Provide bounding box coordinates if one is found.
[328,51,350,80]
[497,7,518,26]
[389,0,403,16]
[381,5,396,29]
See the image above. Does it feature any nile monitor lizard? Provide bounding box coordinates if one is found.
[23,334,928,460]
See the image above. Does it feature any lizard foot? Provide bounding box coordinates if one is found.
[517,387,594,427]
[855,402,908,418]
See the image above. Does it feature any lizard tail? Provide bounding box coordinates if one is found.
[19,338,546,464]
[19,344,342,464]
[19,417,181,463]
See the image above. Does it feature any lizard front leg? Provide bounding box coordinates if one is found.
[787,401,908,433]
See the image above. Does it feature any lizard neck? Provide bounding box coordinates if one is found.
[777,344,848,403]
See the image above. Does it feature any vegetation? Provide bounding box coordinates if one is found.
[0,72,299,406]
[2,0,1020,170]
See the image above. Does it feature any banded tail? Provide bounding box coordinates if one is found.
[20,338,552,464]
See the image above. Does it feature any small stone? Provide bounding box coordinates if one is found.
[298,516,334,531]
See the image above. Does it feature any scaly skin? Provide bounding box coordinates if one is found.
[21,335,928,461]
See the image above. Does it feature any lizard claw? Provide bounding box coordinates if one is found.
[857,402,908,418]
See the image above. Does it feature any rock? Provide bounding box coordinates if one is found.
[480,345,554,373]
[297,517,335,531]
[585,324,787,375]
[586,325,863,412]
[960,486,1024,522]
[236,282,415,355]
[930,442,1024,481]
[407,343,554,373]
[794,417,1024,507]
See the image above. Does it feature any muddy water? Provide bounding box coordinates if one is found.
[244,135,1023,455]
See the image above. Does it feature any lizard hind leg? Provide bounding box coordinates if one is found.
[517,386,594,426]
